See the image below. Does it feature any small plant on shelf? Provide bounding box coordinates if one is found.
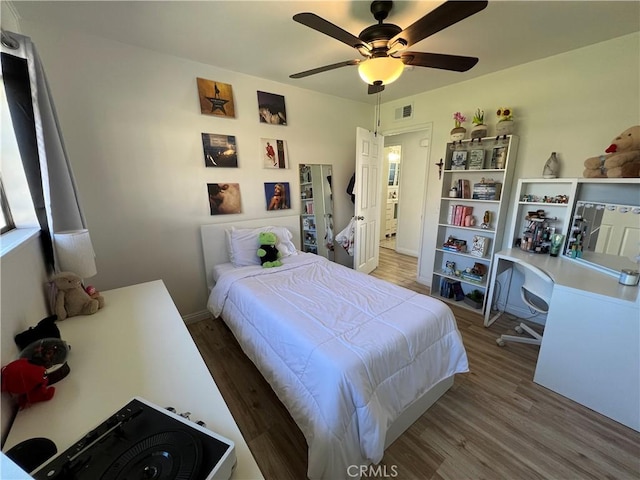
[463,289,484,309]
[472,108,485,125]
[496,107,513,122]
[450,112,467,142]
[495,106,514,136]
[471,108,487,139]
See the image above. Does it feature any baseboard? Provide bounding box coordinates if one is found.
[182,310,212,325]
[395,247,418,257]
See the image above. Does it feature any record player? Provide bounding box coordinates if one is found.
[31,397,236,480]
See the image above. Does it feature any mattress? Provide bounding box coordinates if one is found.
[207,253,468,479]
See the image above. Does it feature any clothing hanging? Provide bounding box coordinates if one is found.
[336,217,355,256]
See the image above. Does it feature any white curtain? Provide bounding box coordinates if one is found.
[2,30,91,271]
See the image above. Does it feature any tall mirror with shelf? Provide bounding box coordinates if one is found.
[299,164,334,260]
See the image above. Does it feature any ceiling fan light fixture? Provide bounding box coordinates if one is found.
[358,56,404,86]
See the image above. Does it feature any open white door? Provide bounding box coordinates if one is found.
[354,127,383,273]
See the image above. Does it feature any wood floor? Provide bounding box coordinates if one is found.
[188,249,640,480]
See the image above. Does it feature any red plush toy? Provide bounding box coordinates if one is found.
[1,358,55,408]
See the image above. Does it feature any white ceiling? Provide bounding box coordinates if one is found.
[10,1,640,105]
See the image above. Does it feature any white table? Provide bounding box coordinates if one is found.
[485,249,640,432]
[3,280,264,479]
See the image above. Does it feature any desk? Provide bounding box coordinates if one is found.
[3,281,264,479]
[485,249,640,432]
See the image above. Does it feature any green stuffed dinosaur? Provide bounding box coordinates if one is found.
[257,231,282,268]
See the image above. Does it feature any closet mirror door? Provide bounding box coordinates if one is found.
[299,164,334,260]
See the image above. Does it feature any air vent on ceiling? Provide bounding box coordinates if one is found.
[394,103,413,121]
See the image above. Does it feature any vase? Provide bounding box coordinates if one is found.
[543,152,559,178]
[495,120,514,136]
[450,126,466,142]
[470,124,488,139]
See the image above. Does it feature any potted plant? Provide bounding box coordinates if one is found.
[470,108,488,139]
[450,112,467,142]
[463,289,484,309]
[496,107,514,136]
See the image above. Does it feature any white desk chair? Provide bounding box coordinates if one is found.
[496,262,554,347]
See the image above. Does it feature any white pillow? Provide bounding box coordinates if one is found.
[226,226,297,267]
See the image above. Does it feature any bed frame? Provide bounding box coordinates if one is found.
[201,215,301,291]
[200,216,454,452]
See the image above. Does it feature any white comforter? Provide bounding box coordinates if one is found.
[208,254,468,480]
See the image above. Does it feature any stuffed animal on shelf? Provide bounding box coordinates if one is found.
[1,358,55,408]
[51,272,104,320]
[257,231,282,268]
[583,125,640,178]
[14,315,60,351]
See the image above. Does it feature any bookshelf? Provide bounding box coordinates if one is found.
[430,135,519,314]
[506,178,578,254]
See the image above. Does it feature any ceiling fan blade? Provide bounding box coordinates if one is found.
[368,83,385,95]
[390,0,488,49]
[293,13,366,49]
[290,60,360,79]
[401,51,478,72]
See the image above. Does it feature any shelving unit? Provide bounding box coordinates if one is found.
[506,178,578,253]
[430,135,519,314]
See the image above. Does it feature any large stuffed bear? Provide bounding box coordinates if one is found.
[52,272,104,320]
[257,231,282,268]
[584,125,640,178]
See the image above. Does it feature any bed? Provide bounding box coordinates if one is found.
[201,216,469,480]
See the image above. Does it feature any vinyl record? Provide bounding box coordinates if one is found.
[100,431,202,480]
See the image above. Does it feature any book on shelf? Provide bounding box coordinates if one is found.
[439,278,465,301]
[442,237,467,252]
[451,204,474,226]
[447,204,455,224]
[470,235,490,257]
[451,151,468,170]
[472,181,502,200]
[461,271,484,283]
[457,179,471,199]
[468,149,485,169]
[453,205,464,226]
[462,205,474,224]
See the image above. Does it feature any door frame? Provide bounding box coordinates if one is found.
[380,123,434,281]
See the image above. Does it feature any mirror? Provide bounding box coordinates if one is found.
[565,201,640,273]
[299,164,334,260]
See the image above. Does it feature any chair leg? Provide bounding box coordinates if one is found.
[496,323,542,347]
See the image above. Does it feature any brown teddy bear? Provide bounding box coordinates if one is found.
[584,125,640,178]
[52,272,104,320]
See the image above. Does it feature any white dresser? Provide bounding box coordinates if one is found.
[3,280,263,479]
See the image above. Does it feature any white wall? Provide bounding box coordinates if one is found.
[16,21,373,318]
[378,33,640,286]
[0,234,50,444]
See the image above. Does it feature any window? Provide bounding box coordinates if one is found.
[1,58,38,237]
[0,175,15,234]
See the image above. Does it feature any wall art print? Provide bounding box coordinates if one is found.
[202,133,238,168]
[257,91,287,125]
[197,78,235,117]
[207,183,242,215]
[261,138,288,169]
[264,182,291,211]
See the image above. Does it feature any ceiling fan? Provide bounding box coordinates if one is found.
[290,0,488,94]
